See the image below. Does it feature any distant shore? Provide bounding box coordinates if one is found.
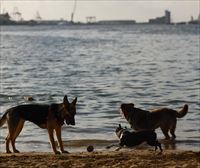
[0,149,199,168]
[0,19,199,26]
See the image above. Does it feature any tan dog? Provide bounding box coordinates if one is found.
[0,95,77,154]
[120,103,188,139]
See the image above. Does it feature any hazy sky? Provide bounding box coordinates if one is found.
[0,0,199,22]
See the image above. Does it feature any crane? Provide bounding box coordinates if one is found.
[71,0,77,23]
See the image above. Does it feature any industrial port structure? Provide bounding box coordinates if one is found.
[0,9,199,25]
[149,10,171,24]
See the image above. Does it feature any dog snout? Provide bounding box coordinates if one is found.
[65,117,75,125]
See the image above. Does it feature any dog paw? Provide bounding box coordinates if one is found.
[14,149,20,153]
[115,147,121,151]
[62,150,69,154]
[164,137,171,140]
[157,151,163,155]
[54,151,61,155]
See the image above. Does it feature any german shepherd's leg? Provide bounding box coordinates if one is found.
[55,125,69,154]
[6,115,21,153]
[47,127,60,154]
[6,135,12,153]
[11,119,25,153]
[170,120,177,139]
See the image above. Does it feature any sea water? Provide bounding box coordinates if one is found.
[0,24,199,152]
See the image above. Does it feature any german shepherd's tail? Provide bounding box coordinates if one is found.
[176,104,188,118]
[0,112,7,127]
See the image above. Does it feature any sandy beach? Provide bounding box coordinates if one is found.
[0,149,199,168]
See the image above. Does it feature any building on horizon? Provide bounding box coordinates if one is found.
[97,20,136,25]
[188,13,200,24]
[149,10,171,24]
[0,13,12,24]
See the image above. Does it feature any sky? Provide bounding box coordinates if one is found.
[0,0,199,23]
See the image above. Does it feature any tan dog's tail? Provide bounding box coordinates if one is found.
[176,104,188,118]
[0,112,7,127]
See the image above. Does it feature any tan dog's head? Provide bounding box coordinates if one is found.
[120,103,134,119]
[62,95,77,125]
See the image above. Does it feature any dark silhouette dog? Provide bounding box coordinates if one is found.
[115,124,162,151]
[120,103,188,139]
[0,95,77,154]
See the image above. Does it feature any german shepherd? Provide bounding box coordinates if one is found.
[0,95,77,154]
[115,124,162,151]
[120,103,188,139]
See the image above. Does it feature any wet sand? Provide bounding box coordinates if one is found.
[0,149,199,168]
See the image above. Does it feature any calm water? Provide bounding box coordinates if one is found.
[0,24,199,152]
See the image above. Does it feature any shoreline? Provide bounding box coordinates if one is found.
[0,149,199,168]
[1,138,200,153]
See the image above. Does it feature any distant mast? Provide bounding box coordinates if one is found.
[71,0,77,23]
[35,11,42,22]
[12,7,22,21]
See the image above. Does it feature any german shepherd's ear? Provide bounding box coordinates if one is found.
[63,95,69,105]
[72,97,77,106]
[119,124,122,129]
[130,103,134,107]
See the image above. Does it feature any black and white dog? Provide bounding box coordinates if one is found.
[111,124,162,151]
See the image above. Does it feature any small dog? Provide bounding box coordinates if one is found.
[115,124,162,151]
[0,95,77,154]
[120,103,188,139]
